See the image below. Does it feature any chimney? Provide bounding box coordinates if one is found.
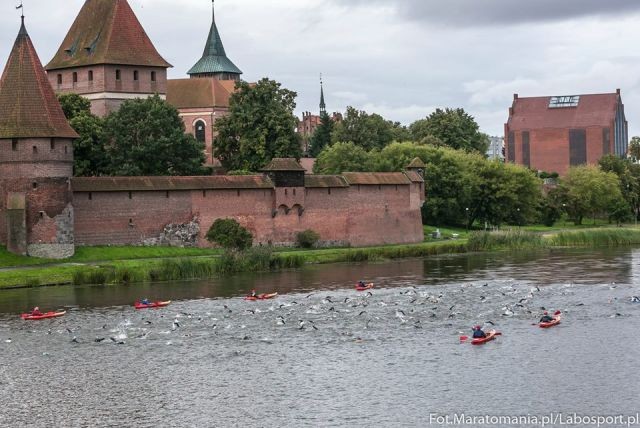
[616,88,621,95]
[513,93,519,100]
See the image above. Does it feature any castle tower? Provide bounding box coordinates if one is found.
[188,0,243,80]
[45,0,172,117]
[0,18,78,258]
[262,158,306,218]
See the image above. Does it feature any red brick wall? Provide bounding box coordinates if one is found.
[505,126,612,176]
[178,107,230,165]
[0,138,73,178]
[71,182,425,247]
[48,65,168,117]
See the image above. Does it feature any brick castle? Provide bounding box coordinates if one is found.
[0,4,426,259]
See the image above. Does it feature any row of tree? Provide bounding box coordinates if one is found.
[314,141,640,227]
[308,107,491,157]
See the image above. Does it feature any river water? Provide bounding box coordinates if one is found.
[1,248,639,428]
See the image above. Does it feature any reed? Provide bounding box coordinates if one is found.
[467,230,544,251]
[548,229,640,247]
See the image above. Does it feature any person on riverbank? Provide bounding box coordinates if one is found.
[540,312,555,323]
[472,325,486,339]
[31,307,42,316]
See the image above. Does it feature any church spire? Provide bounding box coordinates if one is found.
[188,0,243,80]
[319,75,326,114]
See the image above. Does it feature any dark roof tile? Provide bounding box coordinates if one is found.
[46,0,171,70]
[342,172,411,185]
[304,175,349,188]
[72,176,273,192]
[262,158,306,172]
[0,20,78,139]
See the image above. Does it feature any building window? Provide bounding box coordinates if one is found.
[151,71,156,82]
[128,191,132,199]
[115,69,121,81]
[72,72,78,83]
[32,146,38,154]
[57,74,62,85]
[32,182,38,189]
[285,189,288,196]
[165,191,169,198]
[202,190,207,198]
[133,70,139,81]
[50,139,55,151]
[88,70,93,82]
[12,139,17,151]
[88,192,92,200]
[64,145,68,154]
[194,120,206,143]
[328,188,331,195]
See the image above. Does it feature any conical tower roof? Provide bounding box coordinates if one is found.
[46,0,171,70]
[0,18,78,139]
[188,1,242,78]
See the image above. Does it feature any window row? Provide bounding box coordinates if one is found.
[56,70,158,85]
[10,139,67,153]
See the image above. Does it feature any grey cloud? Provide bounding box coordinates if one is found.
[332,0,640,26]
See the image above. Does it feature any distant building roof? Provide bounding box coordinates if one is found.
[0,19,78,139]
[342,172,411,186]
[46,0,171,70]
[187,2,242,77]
[304,175,349,188]
[262,158,306,172]
[507,92,621,131]
[407,157,426,168]
[166,78,236,109]
[72,176,273,192]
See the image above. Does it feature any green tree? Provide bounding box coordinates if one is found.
[58,93,92,120]
[214,78,301,171]
[409,108,489,153]
[58,93,107,177]
[101,95,207,176]
[389,121,412,142]
[331,106,394,150]
[629,136,640,161]
[557,166,625,225]
[308,112,334,157]
[599,154,640,223]
[206,219,253,251]
[313,142,373,174]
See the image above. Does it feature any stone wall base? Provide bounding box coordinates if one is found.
[27,244,75,259]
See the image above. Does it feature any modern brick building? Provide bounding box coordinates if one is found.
[45,0,172,117]
[505,91,628,175]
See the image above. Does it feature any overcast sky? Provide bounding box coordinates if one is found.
[2,0,640,137]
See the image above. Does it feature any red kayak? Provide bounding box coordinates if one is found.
[540,316,561,329]
[134,301,171,310]
[21,311,66,321]
[244,293,278,301]
[471,330,500,345]
[356,283,374,291]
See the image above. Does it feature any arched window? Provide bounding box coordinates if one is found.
[194,120,206,143]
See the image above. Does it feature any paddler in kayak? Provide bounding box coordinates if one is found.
[357,281,366,288]
[31,307,42,317]
[539,312,554,323]
[472,325,486,339]
[250,290,258,298]
[141,298,151,306]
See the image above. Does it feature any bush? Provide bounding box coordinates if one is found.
[206,219,253,251]
[296,230,320,248]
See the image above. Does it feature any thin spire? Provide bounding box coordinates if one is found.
[319,74,326,114]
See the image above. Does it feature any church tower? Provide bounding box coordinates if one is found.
[0,17,78,258]
[45,0,172,117]
[188,0,243,80]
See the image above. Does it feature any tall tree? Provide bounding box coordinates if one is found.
[629,136,640,162]
[102,95,208,176]
[58,93,107,177]
[599,154,639,222]
[214,78,301,171]
[557,165,625,225]
[313,142,373,174]
[331,106,394,150]
[308,112,334,157]
[409,108,489,153]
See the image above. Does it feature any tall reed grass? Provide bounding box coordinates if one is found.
[467,230,544,251]
[548,229,640,247]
